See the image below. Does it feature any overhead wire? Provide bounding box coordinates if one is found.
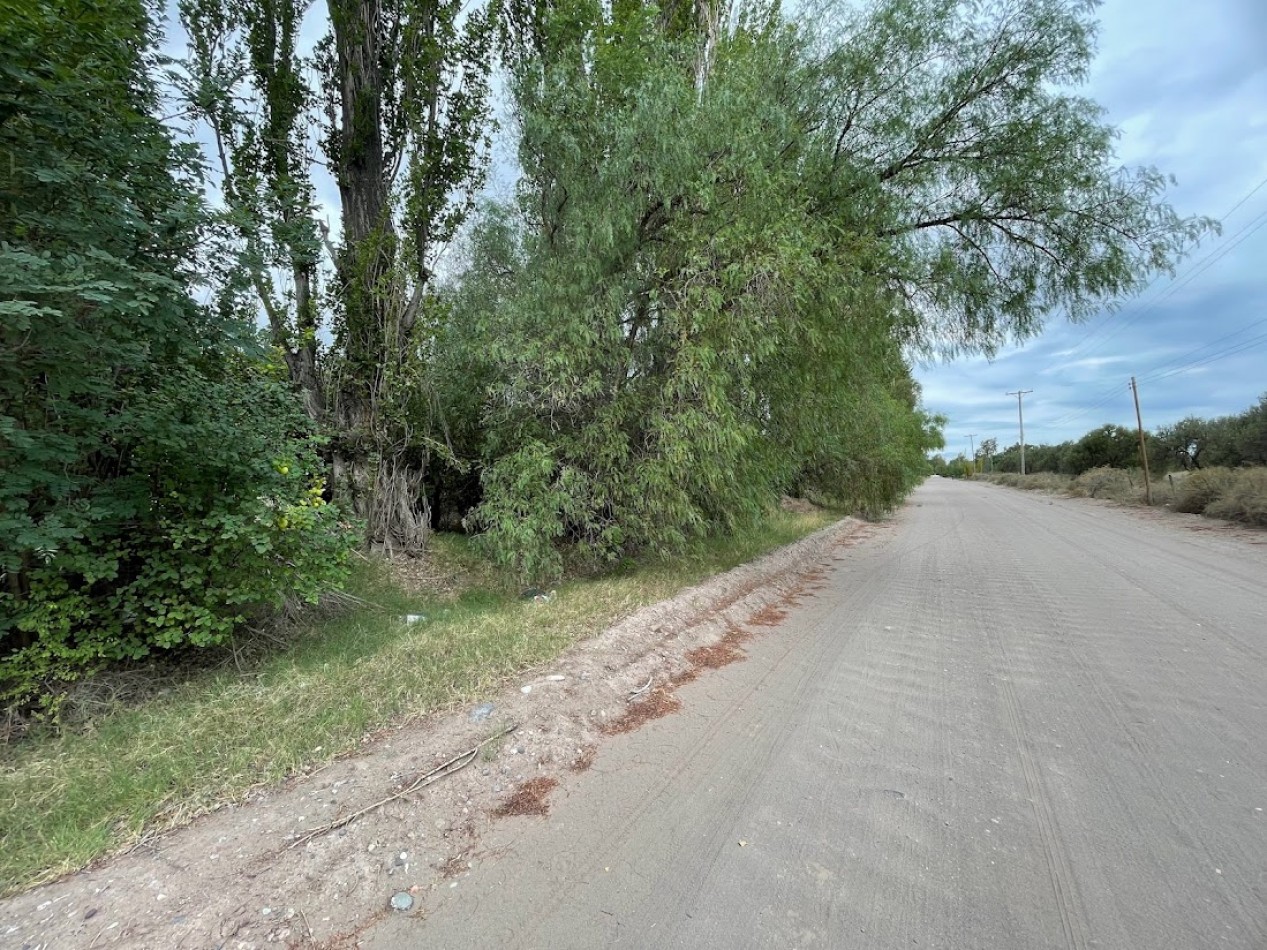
[1057,207,1267,360]
[1133,314,1267,383]
[1048,171,1267,365]
[1140,331,1267,385]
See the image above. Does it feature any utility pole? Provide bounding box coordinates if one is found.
[1130,376,1153,505]
[967,434,976,474]
[1006,390,1033,474]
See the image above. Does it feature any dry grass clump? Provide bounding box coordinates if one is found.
[1022,472,1075,493]
[1200,468,1267,525]
[1073,466,1145,501]
[978,472,1073,493]
[984,462,1267,527]
[1172,467,1239,514]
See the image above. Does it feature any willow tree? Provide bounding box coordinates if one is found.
[458,0,1207,579]
[180,0,494,552]
[796,0,1212,356]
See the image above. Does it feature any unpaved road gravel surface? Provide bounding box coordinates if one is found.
[366,478,1267,950]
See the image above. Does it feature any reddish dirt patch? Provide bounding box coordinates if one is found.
[748,603,789,627]
[493,777,559,818]
[686,626,751,670]
[670,666,700,686]
[600,688,683,735]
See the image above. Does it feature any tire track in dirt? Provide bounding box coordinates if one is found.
[983,613,1090,950]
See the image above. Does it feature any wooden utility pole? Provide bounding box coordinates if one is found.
[1006,390,1033,474]
[968,434,977,474]
[1130,376,1153,505]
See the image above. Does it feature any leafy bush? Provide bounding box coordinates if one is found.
[1172,467,1238,514]
[0,0,355,707]
[1203,468,1267,526]
[1,365,356,706]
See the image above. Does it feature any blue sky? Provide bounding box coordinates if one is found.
[918,0,1267,457]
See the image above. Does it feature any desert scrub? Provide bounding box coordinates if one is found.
[1202,468,1267,526]
[1172,467,1239,514]
[1074,466,1142,501]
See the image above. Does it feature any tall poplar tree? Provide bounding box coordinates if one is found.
[180,0,495,552]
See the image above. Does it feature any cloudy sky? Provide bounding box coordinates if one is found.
[918,0,1267,458]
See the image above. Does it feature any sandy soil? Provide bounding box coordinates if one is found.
[359,477,1267,950]
[0,517,871,950]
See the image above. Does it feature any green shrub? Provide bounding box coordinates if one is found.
[1172,467,1238,514]
[1,366,357,708]
[1204,468,1267,526]
[0,4,356,708]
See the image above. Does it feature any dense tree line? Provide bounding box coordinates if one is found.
[2,0,1208,701]
[935,393,1267,477]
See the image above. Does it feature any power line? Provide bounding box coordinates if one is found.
[1134,314,1267,383]
[1219,172,1267,220]
[1050,171,1267,364]
[1044,381,1130,430]
[1141,331,1267,385]
[1063,208,1267,359]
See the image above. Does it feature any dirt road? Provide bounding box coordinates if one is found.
[366,478,1267,950]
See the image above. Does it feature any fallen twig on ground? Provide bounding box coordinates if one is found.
[287,723,518,849]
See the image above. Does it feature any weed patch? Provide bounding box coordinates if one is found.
[1203,468,1267,526]
[569,745,597,772]
[1173,467,1239,514]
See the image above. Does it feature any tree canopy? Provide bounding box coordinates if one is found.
[2,0,1214,701]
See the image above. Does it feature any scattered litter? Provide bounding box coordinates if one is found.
[739,840,748,847]
[628,676,653,698]
[470,702,495,723]
[390,893,414,911]
[401,614,427,624]
[520,685,532,694]
[546,674,566,681]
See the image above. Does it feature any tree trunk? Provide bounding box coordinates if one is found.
[328,0,429,553]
